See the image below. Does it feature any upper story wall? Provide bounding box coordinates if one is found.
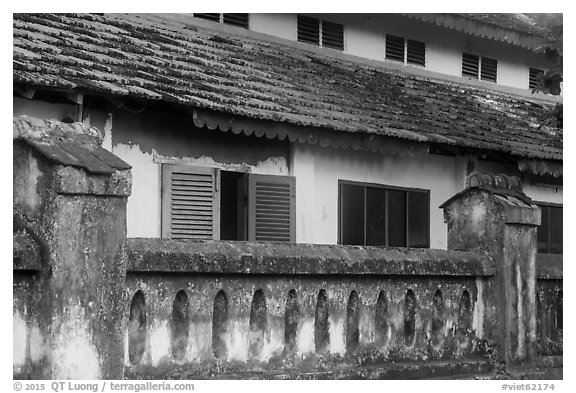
[248,13,555,91]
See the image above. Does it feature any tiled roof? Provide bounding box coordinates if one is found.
[13,115,131,174]
[13,13,562,161]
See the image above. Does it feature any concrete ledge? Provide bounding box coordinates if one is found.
[127,238,495,276]
[537,254,563,279]
[125,358,494,380]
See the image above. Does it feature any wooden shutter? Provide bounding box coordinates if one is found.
[462,53,479,78]
[407,39,425,66]
[248,174,295,242]
[297,15,320,46]
[162,165,219,240]
[480,57,497,82]
[322,20,344,50]
[386,35,405,62]
[223,14,249,29]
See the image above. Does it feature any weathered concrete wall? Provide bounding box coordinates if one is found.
[123,239,494,378]
[535,254,562,356]
[442,174,541,365]
[13,118,131,379]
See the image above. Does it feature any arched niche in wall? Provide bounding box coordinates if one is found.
[314,289,330,353]
[128,290,147,365]
[404,289,417,347]
[170,290,190,361]
[555,290,563,339]
[374,291,389,346]
[457,289,472,347]
[431,289,444,348]
[212,290,229,360]
[284,289,300,354]
[249,289,268,357]
[346,291,360,353]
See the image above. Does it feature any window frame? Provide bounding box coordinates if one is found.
[385,35,426,67]
[337,180,430,248]
[193,13,250,29]
[161,163,295,242]
[535,201,563,254]
[297,15,345,51]
[462,52,498,83]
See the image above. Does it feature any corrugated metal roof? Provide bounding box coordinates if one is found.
[12,13,562,161]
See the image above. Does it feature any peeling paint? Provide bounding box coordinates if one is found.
[52,305,100,379]
[297,319,315,356]
[13,312,27,368]
[472,278,485,339]
[29,320,46,362]
[149,321,170,366]
[329,317,346,355]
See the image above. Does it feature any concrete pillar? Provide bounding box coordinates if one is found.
[13,116,131,379]
[441,173,540,365]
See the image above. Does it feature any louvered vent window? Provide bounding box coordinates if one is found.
[386,35,405,62]
[462,53,480,79]
[297,15,344,50]
[162,165,295,242]
[386,35,426,67]
[462,53,498,83]
[530,68,544,90]
[162,165,218,240]
[193,13,249,29]
[322,20,344,50]
[248,175,296,242]
[407,39,426,66]
[480,57,497,82]
[298,15,320,45]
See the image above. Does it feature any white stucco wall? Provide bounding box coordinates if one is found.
[250,13,554,91]
[292,144,459,249]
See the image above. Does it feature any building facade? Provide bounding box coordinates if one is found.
[13,13,562,252]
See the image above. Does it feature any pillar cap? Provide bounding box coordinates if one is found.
[440,172,533,209]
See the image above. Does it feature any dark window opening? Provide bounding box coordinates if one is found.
[339,181,430,248]
[220,170,247,240]
[537,204,562,254]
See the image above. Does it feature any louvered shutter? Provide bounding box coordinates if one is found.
[223,14,249,29]
[529,68,544,90]
[386,35,405,62]
[407,39,425,66]
[194,13,221,22]
[462,53,479,78]
[248,174,295,242]
[322,20,344,50]
[297,15,320,46]
[162,165,220,240]
[480,57,497,82]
